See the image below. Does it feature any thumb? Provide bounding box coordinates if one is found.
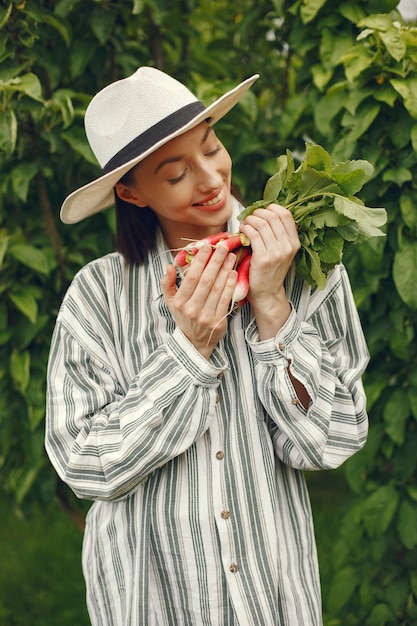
[161,264,178,303]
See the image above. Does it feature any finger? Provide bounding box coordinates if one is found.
[161,264,178,303]
[202,253,237,314]
[240,207,299,251]
[179,244,231,300]
[264,204,299,239]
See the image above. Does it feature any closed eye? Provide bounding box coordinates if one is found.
[168,169,187,185]
[206,145,222,157]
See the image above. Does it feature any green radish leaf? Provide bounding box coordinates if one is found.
[332,159,373,194]
[288,168,341,204]
[302,246,327,289]
[333,196,387,237]
[304,143,333,173]
[263,171,283,202]
[318,230,344,264]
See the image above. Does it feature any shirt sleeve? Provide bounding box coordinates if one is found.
[245,264,369,471]
[45,305,227,503]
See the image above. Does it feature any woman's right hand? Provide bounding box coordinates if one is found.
[161,244,238,359]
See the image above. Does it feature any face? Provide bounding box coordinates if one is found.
[115,122,233,248]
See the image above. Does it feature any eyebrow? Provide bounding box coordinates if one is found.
[153,125,213,175]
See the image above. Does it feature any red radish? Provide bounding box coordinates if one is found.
[173,231,250,267]
[195,231,233,248]
[214,232,250,252]
[232,253,251,304]
[173,248,193,267]
[233,245,251,268]
[174,231,232,266]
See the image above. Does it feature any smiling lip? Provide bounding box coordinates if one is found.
[194,188,226,210]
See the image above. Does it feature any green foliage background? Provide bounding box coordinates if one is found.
[1,0,417,623]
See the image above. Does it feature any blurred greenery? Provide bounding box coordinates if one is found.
[0,491,89,626]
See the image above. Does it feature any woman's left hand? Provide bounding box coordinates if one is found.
[239,203,300,339]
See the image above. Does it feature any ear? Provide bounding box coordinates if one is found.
[114,182,148,208]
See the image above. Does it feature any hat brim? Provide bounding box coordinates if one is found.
[60,74,259,224]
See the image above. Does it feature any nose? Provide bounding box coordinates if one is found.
[195,157,223,192]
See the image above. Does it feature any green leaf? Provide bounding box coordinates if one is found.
[390,78,417,119]
[307,205,352,230]
[408,486,417,503]
[8,243,50,275]
[10,349,30,394]
[342,44,375,82]
[90,7,116,44]
[15,73,43,102]
[393,241,417,309]
[10,162,39,202]
[397,499,417,549]
[382,167,412,185]
[0,107,17,156]
[311,64,333,90]
[411,124,417,153]
[69,39,97,79]
[332,159,373,195]
[61,126,98,165]
[333,196,387,239]
[380,27,407,62]
[23,4,72,45]
[300,246,327,289]
[328,566,360,613]
[50,89,75,129]
[342,100,381,141]
[288,169,341,209]
[0,4,13,30]
[8,289,38,324]
[365,603,396,625]
[0,232,9,268]
[340,2,366,23]
[409,386,417,421]
[304,143,333,173]
[318,230,344,264]
[132,0,146,14]
[363,485,399,537]
[263,171,283,202]
[300,0,327,24]
[383,389,409,445]
[358,14,394,31]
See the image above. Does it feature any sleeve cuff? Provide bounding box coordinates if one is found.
[166,327,229,385]
[245,305,301,363]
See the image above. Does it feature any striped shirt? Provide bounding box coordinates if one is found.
[45,205,369,626]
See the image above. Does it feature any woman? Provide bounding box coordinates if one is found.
[45,66,369,625]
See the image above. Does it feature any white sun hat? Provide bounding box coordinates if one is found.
[60,66,259,224]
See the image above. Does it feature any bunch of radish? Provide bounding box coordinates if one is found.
[174,231,252,306]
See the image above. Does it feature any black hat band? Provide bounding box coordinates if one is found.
[103,100,207,174]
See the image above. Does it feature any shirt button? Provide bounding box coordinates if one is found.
[278,342,285,351]
[229,563,239,573]
[217,372,224,379]
[220,510,230,520]
[292,398,300,405]
[216,451,224,460]
[215,394,220,403]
